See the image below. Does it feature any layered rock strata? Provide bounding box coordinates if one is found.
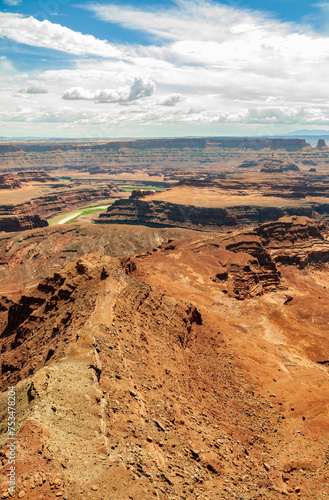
[0,137,309,154]
[0,171,57,189]
[1,186,120,222]
[97,198,328,230]
[256,216,329,267]
[1,219,329,498]
[0,215,48,233]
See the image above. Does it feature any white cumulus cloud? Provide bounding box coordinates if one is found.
[62,78,155,103]
[25,86,49,94]
[0,13,123,58]
[158,93,185,106]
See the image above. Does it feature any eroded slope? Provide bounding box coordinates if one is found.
[0,220,329,499]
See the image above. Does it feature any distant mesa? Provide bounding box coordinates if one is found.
[96,196,319,231]
[104,137,309,152]
[0,144,23,153]
[130,189,155,199]
[0,171,57,190]
[301,159,316,165]
[260,159,300,173]
[0,137,309,154]
[88,167,108,174]
[317,139,327,149]
[237,160,259,168]
[237,157,300,173]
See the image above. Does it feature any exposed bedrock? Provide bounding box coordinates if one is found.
[0,186,120,220]
[0,253,203,388]
[97,198,329,231]
[317,139,327,149]
[0,174,21,189]
[209,233,281,299]
[97,199,237,230]
[220,217,329,295]
[256,216,329,267]
[131,215,329,300]
[0,217,328,328]
[0,171,57,189]
[238,158,300,172]
[0,137,309,154]
[102,137,309,151]
[0,215,48,233]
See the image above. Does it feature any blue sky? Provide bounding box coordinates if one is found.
[1,0,329,137]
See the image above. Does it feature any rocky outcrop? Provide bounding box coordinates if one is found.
[0,215,48,233]
[0,137,309,155]
[238,160,259,168]
[207,138,308,151]
[103,137,309,152]
[317,139,327,149]
[0,251,203,386]
[237,158,300,172]
[256,216,329,268]
[97,199,237,230]
[0,174,21,190]
[5,295,46,336]
[0,144,22,153]
[0,255,110,376]
[1,186,120,220]
[130,189,156,199]
[0,171,56,189]
[1,221,329,499]
[16,171,57,183]
[97,198,329,231]
[260,159,300,173]
[210,234,281,299]
[256,216,326,245]
[13,187,118,219]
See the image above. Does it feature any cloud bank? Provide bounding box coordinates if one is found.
[2,1,329,136]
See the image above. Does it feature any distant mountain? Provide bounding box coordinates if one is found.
[284,129,329,136]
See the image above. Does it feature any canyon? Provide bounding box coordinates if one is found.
[0,170,125,232]
[1,138,329,499]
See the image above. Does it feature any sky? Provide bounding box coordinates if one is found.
[1,0,329,138]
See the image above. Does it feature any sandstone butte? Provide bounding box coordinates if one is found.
[1,215,329,499]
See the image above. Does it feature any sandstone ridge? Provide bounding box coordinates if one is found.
[97,196,329,230]
[0,137,309,154]
[0,171,56,189]
[1,186,121,221]
[130,216,329,299]
[0,215,48,233]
